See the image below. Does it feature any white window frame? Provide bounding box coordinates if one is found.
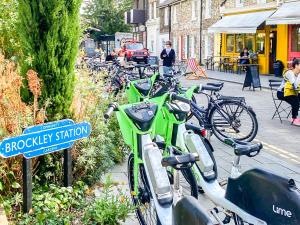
[205,0,211,19]
[190,36,195,58]
[173,5,177,24]
[149,3,153,20]
[164,7,169,26]
[153,2,157,18]
[184,35,188,59]
[191,1,197,21]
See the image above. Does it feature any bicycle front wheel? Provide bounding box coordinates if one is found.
[209,101,258,142]
[128,154,161,225]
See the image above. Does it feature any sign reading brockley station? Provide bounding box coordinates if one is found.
[0,119,91,159]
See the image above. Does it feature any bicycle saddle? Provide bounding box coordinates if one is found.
[201,85,222,92]
[134,64,149,68]
[174,196,214,225]
[218,95,245,102]
[124,102,157,131]
[134,79,151,96]
[161,153,199,170]
[224,138,262,157]
[206,82,224,88]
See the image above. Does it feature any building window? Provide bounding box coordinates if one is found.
[191,36,195,57]
[205,0,211,19]
[164,7,169,26]
[245,34,254,52]
[184,35,190,59]
[153,2,157,18]
[191,1,197,20]
[291,25,300,52]
[173,5,177,24]
[256,33,265,54]
[235,34,244,53]
[257,0,266,4]
[149,3,153,19]
[235,0,243,7]
[226,34,234,53]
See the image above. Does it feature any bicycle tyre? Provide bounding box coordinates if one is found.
[128,154,161,225]
[209,100,258,142]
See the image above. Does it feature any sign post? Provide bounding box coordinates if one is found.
[0,119,91,213]
[22,158,32,213]
[64,149,72,187]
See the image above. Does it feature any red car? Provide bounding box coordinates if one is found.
[119,41,149,64]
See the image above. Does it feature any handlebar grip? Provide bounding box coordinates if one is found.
[170,93,190,104]
[104,103,118,120]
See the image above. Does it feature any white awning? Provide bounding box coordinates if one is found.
[266,2,300,25]
[208,10,275,34]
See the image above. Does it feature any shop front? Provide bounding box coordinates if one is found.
[208,10,276,74]
[266,1,300,69]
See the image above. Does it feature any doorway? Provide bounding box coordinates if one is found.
[269,31,277,74]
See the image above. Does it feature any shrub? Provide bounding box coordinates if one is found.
[18,0,82,120]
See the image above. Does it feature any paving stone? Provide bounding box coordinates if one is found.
[0,206,8,225]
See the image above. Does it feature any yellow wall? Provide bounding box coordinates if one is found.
[221,27,270,75]
[276,24,288,68]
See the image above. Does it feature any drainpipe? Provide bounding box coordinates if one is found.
[199,0,203,62]
[168,5,172,40]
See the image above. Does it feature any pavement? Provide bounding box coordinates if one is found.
[102,70,300,225]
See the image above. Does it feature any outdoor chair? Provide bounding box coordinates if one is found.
[223,57,234,73]
[205,56,215,71]
[269,79,291,123]
[186,58,208,80]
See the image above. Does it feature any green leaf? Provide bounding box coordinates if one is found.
[0,181,3,191]
[11,182,21,189]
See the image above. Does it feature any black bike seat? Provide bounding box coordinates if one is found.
[174,196,214,225]
[161,153,199,169]
[206,82,224,88]
[134,79,151,96]
[134,64,149,68]
[201,85,222,92]
[218,95,245,102]
[224,138,262,157]
[125,102,157,131]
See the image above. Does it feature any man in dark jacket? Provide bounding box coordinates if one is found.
[160,41,175,75]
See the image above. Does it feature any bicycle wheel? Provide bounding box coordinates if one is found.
[128,154,161,225]
[168,167,198,199]
[233,214,245,225]
[209,101,258,142]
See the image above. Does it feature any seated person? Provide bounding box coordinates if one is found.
[277,58,300,126]
[239,48,250,65]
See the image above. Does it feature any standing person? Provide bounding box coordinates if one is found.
[160,41,175,75]
[277,58,300,126]
[239,47,250,65]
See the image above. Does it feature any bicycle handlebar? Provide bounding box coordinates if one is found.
[104,103,118,120]
[170,93,191,104]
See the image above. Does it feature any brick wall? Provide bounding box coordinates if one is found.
[223,0,276,9]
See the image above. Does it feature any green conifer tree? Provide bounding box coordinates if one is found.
[18,0,82,120]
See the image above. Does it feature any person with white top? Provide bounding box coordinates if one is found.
[277,58,300,126]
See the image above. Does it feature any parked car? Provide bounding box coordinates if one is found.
[119,40,149,64]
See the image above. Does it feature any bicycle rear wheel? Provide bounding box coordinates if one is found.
[209,101,258,142]
[128,154,161,225]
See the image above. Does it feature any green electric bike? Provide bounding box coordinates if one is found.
[104,94,200,225]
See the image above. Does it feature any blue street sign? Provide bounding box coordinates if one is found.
[0,119,91,159]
